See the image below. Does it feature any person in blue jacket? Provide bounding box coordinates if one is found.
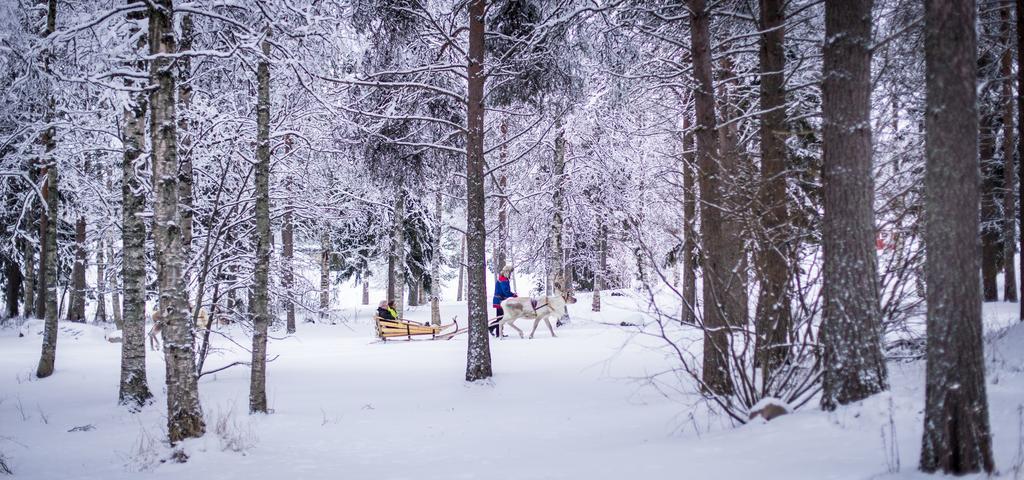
[491,265,516,337]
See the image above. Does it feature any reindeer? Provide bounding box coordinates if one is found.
[496,282,577,339]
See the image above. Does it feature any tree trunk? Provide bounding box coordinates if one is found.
[431,190,442,325]
[456,235,465,302]
[319,232,330,322]
[1017,0,1024,321]
[149,0,205,443]
[391,190,406,319]
[496,119,509,274]
[754,0,792,378]
[688,0,734,395]
[465,0,492,382]
[980,106,1001,302]
[250,32,271,415]
[68,216,87,323]
[118,0,151,407]
[681,114,698,324]
[109,243,122,329]
[819,0,888,410]
[716,57,749,328]
[4,257,21,318]
[408,276,419,307]
[177,13,194,260]
[1000,6,1018,303]
[282,165,296,334]
[592,223,607,312]
[550,119,566,292]
[35,0,58,379]
[95,237,107,322]
[919,0,994,473]
[361,280,369,306]
[22,239,34,319]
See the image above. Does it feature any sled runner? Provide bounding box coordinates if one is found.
[374,316,460,341]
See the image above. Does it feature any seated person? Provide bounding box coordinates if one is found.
[377,300,398,320]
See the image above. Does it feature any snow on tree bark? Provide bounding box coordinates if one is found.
[148,0,204,443]
[118,0,152,408]
[250,32,272,415]
[819,0,888,410]
[35,0,58,379]
[979,104,1001,302]
[919,0,994,473]
[464,0,492,382]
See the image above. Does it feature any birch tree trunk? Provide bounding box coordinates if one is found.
[35,0,59,379]
[465,0,493,382]
[687,0,734,395]
[68,216,87,322]
[118,0,151,407]
[95,238,107,322]
[431,190,442,325]
[820,0,888,410]
[250,33,271,414]
[920,0,994,472]
[149,0,205,442]
[361,280,369,306]
[755,0,792,376]
[999,6,1018,303]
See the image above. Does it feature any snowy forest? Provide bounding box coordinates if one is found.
[0,0,1022,478]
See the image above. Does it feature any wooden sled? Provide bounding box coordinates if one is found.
[374,316,460,341]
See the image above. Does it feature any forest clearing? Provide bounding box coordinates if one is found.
[2,0,1024,477]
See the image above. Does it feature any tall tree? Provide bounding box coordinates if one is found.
[819,0,888,410]
[681,114,697,325]
[250,32,271,415]
[464,0,492,382]
[390,190,406,319]
[95,238,107,322]
[118,0,152,407]
[68,216,86,322]
[149,0,205,443]
[687,0,735,395]
[35,0,59,379]
[754,0,792,376]
[282,174,296,333]
[1018,0,1024,321]
[430,190,442,325]
[1000,5,1018,303]
[919,0,994,473]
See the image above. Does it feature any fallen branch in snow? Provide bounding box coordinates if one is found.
[199,355,279,379]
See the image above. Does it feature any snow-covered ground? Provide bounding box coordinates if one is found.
[1,291,1022,479]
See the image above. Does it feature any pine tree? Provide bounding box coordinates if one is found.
[819,0,888,410]
[919,0,994,473]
